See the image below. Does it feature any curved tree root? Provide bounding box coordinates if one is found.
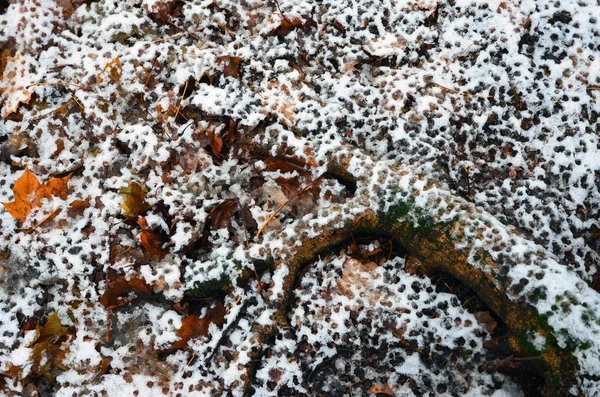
[197,136,600,396]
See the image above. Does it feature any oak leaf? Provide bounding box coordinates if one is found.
[120,181,151,218]
[1,167,71,222]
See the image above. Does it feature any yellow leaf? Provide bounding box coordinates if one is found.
[120,181,151,218]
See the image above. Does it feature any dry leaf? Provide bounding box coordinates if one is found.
[216,56,243,80]
[269,15,303,36]
[370,384,396,395]
[120,181,151,218]
[1,167,71,222]
[138,217,167,260]
[172,301,225,349]
[5,312,73,384]
[69,199,91,217]
[0,51,34,118]
[100,274,154,309]
[474,311,498,334]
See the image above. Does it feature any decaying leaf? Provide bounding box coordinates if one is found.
[370,384,396,395]
[68,199,91,217]
[474,311,498,334]
[5,312,74,384]
[216,56,243,80]
[119,181,151,218]
[138,216,167,260]
[1,167,71,222]
[172,301,225,349]
[100,274,154,309]
[0,50,34,118]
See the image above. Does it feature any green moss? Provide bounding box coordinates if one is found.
[184,276,232,299]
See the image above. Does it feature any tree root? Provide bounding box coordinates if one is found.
[193,135,600,396]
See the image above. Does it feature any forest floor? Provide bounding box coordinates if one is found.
[0,0,600,396]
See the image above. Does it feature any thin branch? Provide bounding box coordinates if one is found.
[256,175,322,237]
[27,81,92,91]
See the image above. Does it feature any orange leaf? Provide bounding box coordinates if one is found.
[172,301,225,349]
[2,167,71,222]
[2,166,40,222]
[35,174,71,206]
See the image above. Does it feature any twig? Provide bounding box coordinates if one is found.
[256,175,322,237]
[431,82,459,94]
[27,81,91,91]
[17,208,62,234]
[166,20,203,42]
[174,80,189,122]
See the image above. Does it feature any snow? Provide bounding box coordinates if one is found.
[0,0,599,395]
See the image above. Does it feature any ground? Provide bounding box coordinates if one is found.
[0,0,599,396]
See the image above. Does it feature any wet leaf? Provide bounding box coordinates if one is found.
[172,301,225,349]
[209,199,238,230]
[475,311,498,334]
[1,167,71,222]
[100,274,154,309]
[5,312,74,384]
[120,181,151,218]
[138,217,167,260]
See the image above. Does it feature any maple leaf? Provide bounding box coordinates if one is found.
[1,167,71,222]
[172,301,225,350]
[120,181,151,218]
[5,312,73,384]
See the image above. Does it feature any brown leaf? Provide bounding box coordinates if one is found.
[120,181,151,218]
[69,199,91,217]
[475,311,498,334]
[2,167,71,222]
[172,301,225,349]
[138,217,167,260]
[216,56,243,80]
[270,15,303,36]
[100,274,154,309]
[5,312,74,384]
[209,200,237,230]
